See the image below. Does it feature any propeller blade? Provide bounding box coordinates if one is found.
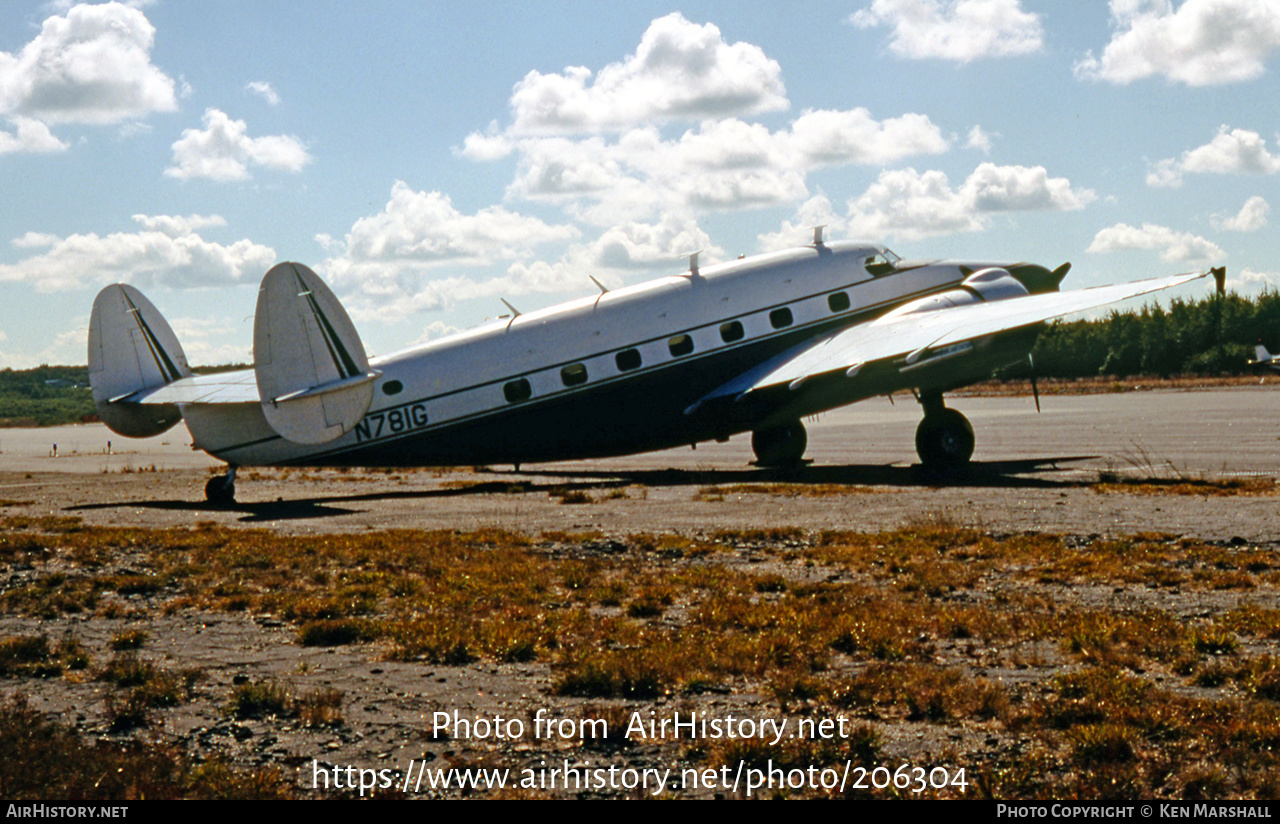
[1029,353,1041,413]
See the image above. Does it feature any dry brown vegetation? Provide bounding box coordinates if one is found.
[697,483,891,500]
[959,375,1268,398]
[1091,476,1280,497]
[1,514,1278,798]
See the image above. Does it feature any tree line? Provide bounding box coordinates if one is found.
[1,292,1275,426]
[1026,290,1279,378]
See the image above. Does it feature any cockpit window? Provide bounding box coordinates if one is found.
[865,251,899,277]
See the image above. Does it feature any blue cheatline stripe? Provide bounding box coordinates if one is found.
[122,291,182,383]
[293,269,360,380]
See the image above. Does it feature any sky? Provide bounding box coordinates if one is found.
[2,0,1279,367]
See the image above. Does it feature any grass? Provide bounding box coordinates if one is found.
[697,482,889,500]
[226,678,344,727]
[0,694,293,799]
[1092,476,1280,497]
[2,515,1280,797]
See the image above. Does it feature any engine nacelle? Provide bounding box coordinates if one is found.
[884,267,1030,318]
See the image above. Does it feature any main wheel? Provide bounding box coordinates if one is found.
[914,408,974,469]
[205,474,236,505]
[751,420,808,466]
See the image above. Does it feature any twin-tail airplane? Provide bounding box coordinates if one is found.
[88,229,1216,504]
[1250,343,1280,373]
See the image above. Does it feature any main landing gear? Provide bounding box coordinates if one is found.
[205,466,237,505]
[914,394,974,471]
[751,420,808,467]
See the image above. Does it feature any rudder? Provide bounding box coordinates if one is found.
[87,284,191,437]
[253,262,377,445]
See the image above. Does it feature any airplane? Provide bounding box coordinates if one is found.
[87,229,1214,504]
[1249,343,1280,372]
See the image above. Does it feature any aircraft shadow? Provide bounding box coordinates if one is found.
[519,455,1100,490]
[65,478,630,522]
[66,457,1094,522]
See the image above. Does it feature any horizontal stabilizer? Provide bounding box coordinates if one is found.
[88,283,191,437]
[128,369,261,406]
[253,262,377,445]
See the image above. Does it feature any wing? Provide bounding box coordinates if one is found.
[689,271,1207,415]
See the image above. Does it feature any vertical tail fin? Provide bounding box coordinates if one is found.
[88,284,190,437]
[253,262,377,444]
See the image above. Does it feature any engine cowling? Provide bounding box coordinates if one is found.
[884,267,1030,318]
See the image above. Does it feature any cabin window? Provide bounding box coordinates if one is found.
[719,321,744,343]
[615,349,642,372]
[769,307,793,329]
[381,380,404,396]
[828,292,850,313]
[668,334,694,357]
[560,363,588,386]
[503,378,532,403]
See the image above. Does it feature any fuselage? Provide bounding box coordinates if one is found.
[181,241,1015,467]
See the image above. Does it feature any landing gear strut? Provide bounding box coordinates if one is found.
[752,420,808,467]
[914,394,974,470]
[205,466,237,505]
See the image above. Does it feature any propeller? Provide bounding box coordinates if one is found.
[1029,353,1041,413]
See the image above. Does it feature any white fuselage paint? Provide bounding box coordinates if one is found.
[180,242,990,468]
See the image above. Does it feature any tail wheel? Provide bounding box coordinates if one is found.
[751,420,808,467]
[915,408,974,469]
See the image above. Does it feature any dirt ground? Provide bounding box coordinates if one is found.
[2,388,1279,799]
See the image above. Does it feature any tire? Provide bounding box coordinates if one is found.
[914,408,974,469]
[751,420,808,466]
[205,474,236,505]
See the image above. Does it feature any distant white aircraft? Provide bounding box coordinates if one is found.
[1250,344,1280,373]
[88,232,1211,503]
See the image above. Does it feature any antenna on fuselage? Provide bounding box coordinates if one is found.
[499,298,522,327]
[687,250,702,278]
[589,275,609,295]
[813,225,827,246]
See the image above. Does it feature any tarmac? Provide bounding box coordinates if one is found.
[1,385,1276,542]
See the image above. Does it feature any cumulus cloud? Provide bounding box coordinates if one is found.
[847,169,983,240]
[845,163,1094,240]
[338,181,580,265]
[757,194,847,252]
[166,108,312,181]
[966,125,994,153]
[1236,266,1280,293]
[849,0,1044,62]
[321,187,727,321]
[0,116,68,154]
[321,182,581,317]
[0,2,177,125]
[245,81,280,106]
[499,110,949,225]
[1147,126,1280,187]
[1076,0,1280,86]
[0,214,276,291]
[505,13,787,134]
[787,108,950,167]
[168,315,252,366]
[581,215,720,270]
[1212,195,1269,231]
[459,15,953,225]
[1087,222,1224,263]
